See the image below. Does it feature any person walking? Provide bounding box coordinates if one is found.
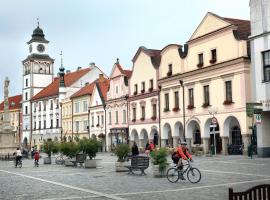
[132,142,139,156]
[34,151,40,167]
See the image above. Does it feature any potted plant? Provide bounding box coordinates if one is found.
[60,141,79,166]
[79,138,100,168]
[150,147,169,177]
[43,139,57,164]
[115,143,130,172]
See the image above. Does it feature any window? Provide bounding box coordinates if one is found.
[152,104,157,118]
[174,91,179,109]
[109,112,112,124]
[83,101,87,112]
[50,119,53,128]
[134,84,138,95]
[50,100,53,110]
[39,121,41,130]
[198,53,204,67]
[263,50,270,82]
[115,111,118,124]
[97,116,100,126]
[75,102,80,113]
[132,107,136,121]
[43,101,46,111]
[164,93,169,111]
[203,85,210,106]
[194,129,201,144]
[141,82,145,93]
[44,120,46,129]
[188,88,194,107]
[39,102,41,111]
[141,106,145,120]
[34,103,36,112]
[56,119,59,128]
[83,121,88,131]
[225,81,232,102]
[115,86,118,94]
[167,64,172,76]
[25,79,28,87]
[91,116,94,126]
[25,92,28,101]
[75,121,79,132]
[123,110,126,124]
[25,106,28,114]
[56,99,59,109]
[149,79,153,91]
[211,49,217,62]
[101,115,104,125]
[34,122,36,130]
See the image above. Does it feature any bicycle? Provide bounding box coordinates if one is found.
[14,157,22,168]
[34,160,39,167]
[167,160,201,183]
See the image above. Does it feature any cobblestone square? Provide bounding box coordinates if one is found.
[0,153,270,200]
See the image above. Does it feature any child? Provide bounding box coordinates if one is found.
[34,151,40,167]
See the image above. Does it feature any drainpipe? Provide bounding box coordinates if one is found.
[29,100,33,151]
[71,99,73,141]
[179,80,186,141]
[104,105,107,152]
[158,85,161,148]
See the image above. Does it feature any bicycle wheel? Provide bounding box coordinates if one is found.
[167,167,179,183]
[187,167,201,183]
[17,161,22,168]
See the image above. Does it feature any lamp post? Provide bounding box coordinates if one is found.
[88,106,90,139]
[158,85,161,148]
[208,107,218,155]
[60,102,63,142]
[179,80,186,141]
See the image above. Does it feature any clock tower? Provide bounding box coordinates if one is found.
[22,23,54,143]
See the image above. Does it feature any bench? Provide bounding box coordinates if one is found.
[125,156,149,175]
[229,184,270,200]
[70,154,86,167]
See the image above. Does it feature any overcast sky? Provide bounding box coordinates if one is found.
[0,0,250,100]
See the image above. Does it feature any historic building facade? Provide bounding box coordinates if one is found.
[158,12,252,155]
[128,47,161,151]
[22,25,54,145]
[250,0,270,157]
[106,60,131,151]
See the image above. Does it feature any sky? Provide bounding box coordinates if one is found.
[0,0,250,100]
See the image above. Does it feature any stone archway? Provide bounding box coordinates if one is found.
[187,120,201,146]
[139,129,148,149]
[150,126,159,146]
[162,123,173,147]
[173,122,184,147]
[204,118,222,154]
[130,129,139,148]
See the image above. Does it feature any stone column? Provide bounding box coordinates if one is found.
[242,134,251,155]
[202,137,210,154]
[173,136,180,148]
[161,139,167,147]
[221,136,229,155]
[186,138,192,152]
[139,139,144,151]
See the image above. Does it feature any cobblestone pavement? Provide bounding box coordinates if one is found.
[0,153,270,200]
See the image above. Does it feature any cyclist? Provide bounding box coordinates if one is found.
[34,151,40,167]
[15,148,22,167]
[172,141,192,180]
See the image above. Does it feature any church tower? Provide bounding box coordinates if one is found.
[21,22,54,143]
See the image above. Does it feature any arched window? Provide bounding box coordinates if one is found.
[194,129,201,144]
[231,126,242,145]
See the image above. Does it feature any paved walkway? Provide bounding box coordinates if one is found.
[0,153,270,200]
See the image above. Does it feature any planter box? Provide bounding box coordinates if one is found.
[85,159,97,168]
[65,158,76,166]
[152,164,169,177]
[43,157,52,164]
[115,161,129,172]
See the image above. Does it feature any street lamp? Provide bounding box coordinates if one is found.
[88,106,90,139]
[208,107,218,155]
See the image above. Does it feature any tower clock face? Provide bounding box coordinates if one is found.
[29,45,32,53]
[37,44,45,53]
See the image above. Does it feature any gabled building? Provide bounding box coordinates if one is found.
[30,64,104,149]
[158,12,251,155]
[129,47,161,151]
[106,59,131,151]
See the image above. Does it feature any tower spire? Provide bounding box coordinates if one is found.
[59,51,65,87]
[37,17,39,27]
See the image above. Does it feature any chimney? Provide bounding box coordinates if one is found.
[89,62,95,69]
[99,74,105,82]
[77,66,82,71]
[66,70,71,74]
[85,82,89,86]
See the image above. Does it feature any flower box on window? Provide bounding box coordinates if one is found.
[197,63,203,68]
[141,89,145,93]
[151,116,157,120]
[148,88,153,92]
[133,91,137,95]
[167,71,172,77]
[202,103,210,108]
[132,119,136,122]
[140,117,145,121]
[163,108,170,112]
[209,59,216,64]
[223,100,234,105]
[172,107,180,112]
[187,105,194,110]
[96,124,100,127]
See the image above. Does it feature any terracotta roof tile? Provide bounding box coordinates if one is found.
[115,63,132,78]
[97,78,110,101]
[0,95,22,111]
[70,82,95,98]
[32,68,91,101]
[223,17,250,40]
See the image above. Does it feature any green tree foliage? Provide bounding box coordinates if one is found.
[115,144,130,162]
[151,148,168,172]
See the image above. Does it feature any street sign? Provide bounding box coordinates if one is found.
[255,114,261,124]
[211,117,218,124]
[246,102,263,117]
[210,124,217,128]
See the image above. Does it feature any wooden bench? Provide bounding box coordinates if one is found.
[229,184,270,200]
[125,156,149,175]
[71,154,86,167]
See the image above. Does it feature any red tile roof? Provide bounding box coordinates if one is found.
[70,82,95,98]
[132,46,161,68]
[0,95,22,111]
[223,17,250,40]
[97,78,110,101]
[32,68,91,101]
[115,63,132,78]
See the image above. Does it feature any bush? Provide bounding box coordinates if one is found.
[150,147,168,172]
[115,144,130,162]
[44,139,57,157]
[59,142,79,158]
[79,138,100,160]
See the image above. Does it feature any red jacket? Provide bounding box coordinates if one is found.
[176,147,192,160]
[34,152,39,160]
[149,143,155,151]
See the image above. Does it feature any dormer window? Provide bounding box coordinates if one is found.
[167,64,172,76]
[210,49,217,64]
[197,53,204,68]
[134,84,138,95]
[141,82,145,93]
[149,79,153,92]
